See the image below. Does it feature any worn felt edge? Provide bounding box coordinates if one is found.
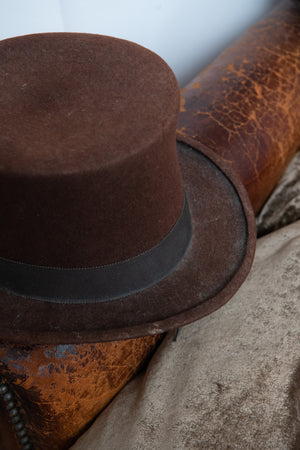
[0,140,256,345]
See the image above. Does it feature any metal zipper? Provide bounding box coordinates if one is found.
[0,376,34,449]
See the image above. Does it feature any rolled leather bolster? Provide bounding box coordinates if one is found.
[177,0,300,214]
[2,1,299,449]
[0,336,162,449]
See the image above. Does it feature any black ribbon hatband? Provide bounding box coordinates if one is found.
[0,197,192,303]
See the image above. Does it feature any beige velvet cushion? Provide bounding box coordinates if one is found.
[257,151,300,236]
[72,150,300,449]
[72,218,300,449]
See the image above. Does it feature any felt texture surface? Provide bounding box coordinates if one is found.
[0,142,255,344]
[0,33,182,267]
[72,218,300,450]
[0,33,255,344]
[71,151,300,449]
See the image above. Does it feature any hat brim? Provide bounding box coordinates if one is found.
[0,140,256,344]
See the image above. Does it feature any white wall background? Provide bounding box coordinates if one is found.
[0,0,280,86]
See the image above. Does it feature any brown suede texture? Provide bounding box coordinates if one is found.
[177,0,300,214]
[0,34,255,344]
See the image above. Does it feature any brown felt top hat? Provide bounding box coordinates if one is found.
[0,33,256,345]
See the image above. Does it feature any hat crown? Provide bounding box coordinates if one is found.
[0,33,183,267]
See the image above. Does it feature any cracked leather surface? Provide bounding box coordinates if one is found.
[0,336,161,449]
[2,2,299,448]
[177,0,300,214]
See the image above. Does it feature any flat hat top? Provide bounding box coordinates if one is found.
[0,33,179,175]
[0,33,256,344]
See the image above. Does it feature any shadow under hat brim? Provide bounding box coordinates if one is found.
[0,140,256,345]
